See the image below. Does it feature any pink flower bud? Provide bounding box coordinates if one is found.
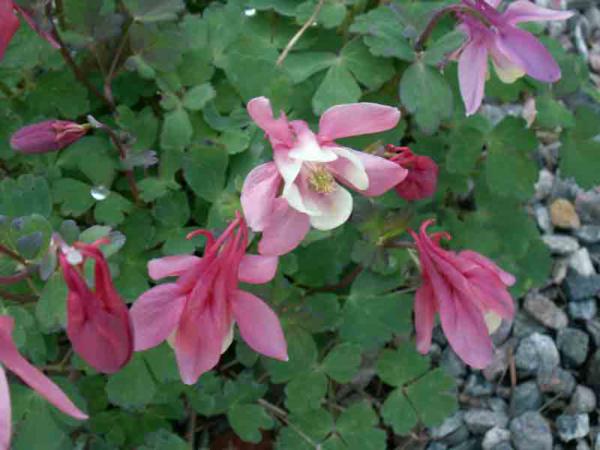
[10,120,89,154]
[388,145,439,201]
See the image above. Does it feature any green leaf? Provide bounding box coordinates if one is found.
[341,39,395,91]
[139,430,187,450]
[0,175,52,218]
[183,146,229,202]
[124,0,185,22]
[296,1,346,29]
[138,178,171,202]
[336,402,386,450]
[105,354,156,409]
[535,96,575,129]
[485,117,538,200]
[405,368,458,428]
[116,106,159,151]
[400,62,453,134]
[129,23,185,72]
[264,327,318,383]
[219,129,251,155]
[36,273,67,333]
[26,71,90,117]
[283,52,337,84]
[380,389,418,435]
[376,345,430,387]
[94,193,133,225]
[423,29,467,66]
[228,403,274,443]
[350,7,414,61]
[446,126,484,174]
[182,83,216,111]
[312,64,361,115]
[153,191,190,228]
[53,178,95,217]
[285,371,327,412]
[64,137,117,187]
[161,108,193,150]
[321,343,362,383]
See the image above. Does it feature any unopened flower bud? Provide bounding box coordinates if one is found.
[387,145,439,201]
[11,120,89,154]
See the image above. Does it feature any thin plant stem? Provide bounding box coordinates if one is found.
[104,24,132,107]
[0,244,27,265]
[258,399,321,449]
[276,0,325,66]
[0,269,33,285]
[0,288,36,303]
[45,5,113,109]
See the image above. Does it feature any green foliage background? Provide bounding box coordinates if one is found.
[0,0,597,448]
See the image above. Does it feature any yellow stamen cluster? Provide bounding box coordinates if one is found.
[308,166,336,194]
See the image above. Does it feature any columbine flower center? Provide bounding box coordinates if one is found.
[308,165,336,194]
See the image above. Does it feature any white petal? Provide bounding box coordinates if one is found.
[288,130,337,163]
[308,186,353,230]
[327,146,369,191]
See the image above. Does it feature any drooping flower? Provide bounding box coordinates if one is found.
[58,239,133,374]
[0,0,59,61]
[242,97,407,256]
[11,120,89,154]
[410,220,516,368]
[0,315,87,450]
[387,145,439,201]
[455,0,573,115]
[130,213,287,385]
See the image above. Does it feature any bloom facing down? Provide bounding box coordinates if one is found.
[0,0,59,61]
[0,316,87,449]
[58,240,133,374]
[387,145,439,201]
[410,220,516,368]
[241,97,407,256]
[456,0,573,115]
[130,213,288,385]
[11,120,89,154]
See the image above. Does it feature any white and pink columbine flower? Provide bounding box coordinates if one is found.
[242,97,407,256]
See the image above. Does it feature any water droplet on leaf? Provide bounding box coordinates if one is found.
[244,7,256,16]
[91,185,110,201]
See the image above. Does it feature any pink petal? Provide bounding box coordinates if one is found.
[458,39,489,116]
[148,255,201,280]
[0,367,10,450]
[130,283,186,351]
[502,1,573,25]
[14,5,60,49]
[317,103,401,142]
[238,254,279,284]
[495,26,561,83]
[231,290,288,361]
[174,305,229,385]
[459,250,516,286]
[0,1,19,61]
[438,292,493,369]
[469,274,515,319]
[414,282,437,355]
[0,316,87,420]
[288,121,337,162]
[327,146,369,191]
[351,150,408,197]
[258,199,310,256]
[241,162,282,232]
[247,97,293,145]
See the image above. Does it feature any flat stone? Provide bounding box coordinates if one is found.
[542,235,580,255]
[524,292,568,330]
[578,440,591,450]
[562,273,600,301]
[575,190,600,224]
[586,350,600,391]
[510,412,553,450]
[569,385,597,414]
[428,443,448,450]
[568,299,597,321]
[513,313,547,340]
[510,381,544,417]
[568,248,596,277]
[535,169,555,200]
[552,259,569,285]
[464,409,509,434]
[575,225,600,244]
[491,443,514,450]
[483,427,511,450]
[464,373,494,397]
[537,367,576,398]
[557,328,590,368]
[449,439,479,450]
[484,342,511,382]
[443,425,470,447]
[515,333,560,376]
[556,414,590,442]
[441,347,466,378]
[534,204,553,233]
[550,198,581,229]
[585,320,600,347]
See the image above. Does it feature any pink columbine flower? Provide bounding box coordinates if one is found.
[410,220,516,368]
[11,120,89,154]
[58,239,133,374]
[130,213,287,385]
[242,97,407,256]
[456,0,573,115]
[0,315,87,449]
[387,145,439,201]
[0,0,59,61]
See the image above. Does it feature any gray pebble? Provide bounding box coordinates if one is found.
[585,320,600,347]
[535,169,555,200]
[510,381,544,417]
[491,443,515,450]
[569,248,597,277]
[557,328,590,368]
[563,273,600,302]
[568,299,598,321]
[577,440,591,450]
[464,409,509,434]
[428,443,448,450]
[441,347,466,378]
[513,314,547,339]
[483,427,511,450]
[515,333,560,376]
[524,292,568,330]
[510,412,553,450]
[575,225,600,245]
[449,439,479,450]
[585,349,600,391]
[542,235,580,255]
[535,204,553,233]
[569,385,597,414]
[556,414,590,442]
[464,373,495,397]
[430,411,465,440]
[537,367,576,398]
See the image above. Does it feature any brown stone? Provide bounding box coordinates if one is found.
[550,198,581,230]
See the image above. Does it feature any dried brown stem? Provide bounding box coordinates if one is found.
[276,0,325,66]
